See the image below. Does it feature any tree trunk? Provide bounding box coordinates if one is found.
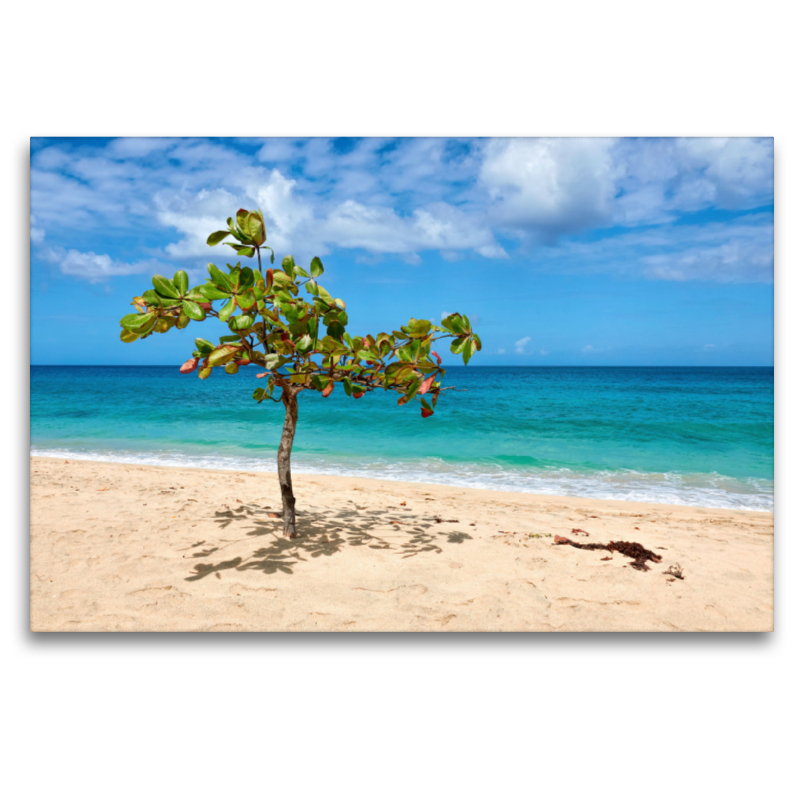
[278,388,299,538]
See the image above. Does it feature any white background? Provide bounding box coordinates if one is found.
[4,2,796,798]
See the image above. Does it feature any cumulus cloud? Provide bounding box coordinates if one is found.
[481,137,774,237]
[319,199,503,258]
[481,138,618,240]
[515,336,531,354]
[30,136,774,285]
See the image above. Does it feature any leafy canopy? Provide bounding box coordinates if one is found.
[119,208,481,415]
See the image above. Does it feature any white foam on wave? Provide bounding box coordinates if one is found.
[30,444,774,512]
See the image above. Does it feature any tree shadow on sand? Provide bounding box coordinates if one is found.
[184,502,473,581]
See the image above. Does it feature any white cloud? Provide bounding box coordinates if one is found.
[515,336,531,354]
[30,137,774,285]
[497,348,506,354]
[30,215,45,243]
[481,138,618,239]
[44,248,171,284]
[582,345,595,353]
[320,200,502,257]
[531,213,773,283]
[540,349,548,355]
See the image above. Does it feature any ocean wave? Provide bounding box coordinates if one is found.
[30,445,773,512]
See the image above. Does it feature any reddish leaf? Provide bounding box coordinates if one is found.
[431,350,441,365]
[179,357,199,374]
[421,407,434,418]
[322,381,334,397]
[419,374,436,394]
[353,391,365,399]
[256,372,269,378]
[398,396,408,406]
[198,302,212,311]
[234,358,250,366]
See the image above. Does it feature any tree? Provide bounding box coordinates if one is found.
[119,208,481,538]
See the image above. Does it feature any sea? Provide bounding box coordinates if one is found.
[30,365,774,512]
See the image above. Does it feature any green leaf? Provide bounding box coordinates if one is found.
[236,209,250,235]
[219,334,241,343]
[173,270,189,296]
[272,271,293,290]
[294,266,310,278]
[450,337,468,355]
[408,318,431,336]
[244,211,266,245]
[236,289,257,310]
[194,338,215,354]
[239,267,255,289]
[218,297,236,321]
[182,300,206,321]
[198,365,212,380]
[310,257,324,278]
[183,288,207,302]
[326,321,345,340]
[207,230,231,246]
[198,284,231,300]
[176,312,190,329]
[142,289,164,307]
[154,317,176,333]
[208,345,240,366]
[281,255,295,277]
[152,275,180,299]
[463,338,478,365]
[208,263,232,291]
[120,311,156,331]
[263,353,281,370]
[227,244,255,258]
[296,334,314,352]
[225,362,240,374]
[120,329,139,343]
[230,314,255,330]
[253,387,267,403]
[441,313,465,334]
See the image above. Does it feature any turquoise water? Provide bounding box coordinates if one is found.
[30,366,774,511]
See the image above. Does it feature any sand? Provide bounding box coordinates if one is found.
[29,456,774,632]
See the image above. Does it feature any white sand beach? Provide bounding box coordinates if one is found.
[30,456,774,632]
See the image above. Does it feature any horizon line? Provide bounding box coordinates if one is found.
[30,363,775,369]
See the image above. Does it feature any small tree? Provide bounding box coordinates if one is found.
[119,209,481,538]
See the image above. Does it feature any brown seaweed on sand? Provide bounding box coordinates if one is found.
[553,536,663,572]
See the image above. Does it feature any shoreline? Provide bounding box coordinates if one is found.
[29,450,773,514]
[30,456,774,632]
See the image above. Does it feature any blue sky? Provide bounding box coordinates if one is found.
[30,136,773,366]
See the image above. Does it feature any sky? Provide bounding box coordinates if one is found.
[29,136,774,366]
